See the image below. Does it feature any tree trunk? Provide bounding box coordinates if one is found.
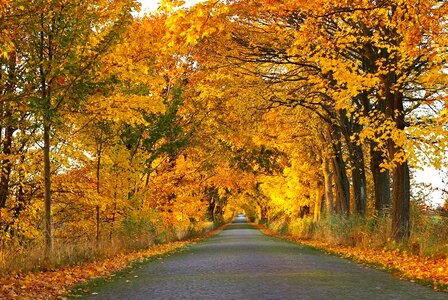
[214,205,224,225]
[43,122,52,258]
[351,161,367,216]
[96,139,102,247]
[109,181,118,242]
[391,160,410,241]
[0,120,14,209]
[13,155,26,220]
[208,200,215,222]
[388,105,410,241]
[347,141,367,217]
[0,51,17,209]
[40,13,53,258]
[370,145,391,213]
[313,185,324,222]
[366,81,391,214]
[383,72,410,241]
[313,189,321,222]
[259,203,268,224]
[339,110,367,216]
[329,126,350,216]
[322,158,334,215]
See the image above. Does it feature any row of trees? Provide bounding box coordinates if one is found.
[0,0,239,261]
[163,0,448,240]
[1,0,448,267]
[1,0,290,263]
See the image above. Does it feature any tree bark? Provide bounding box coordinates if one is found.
[345,140,367,217]
[383,72,410,241]
[208,200,215,222]
[389,108,410,241]
[214,205,224,225]
[43,122,52,258]
[0,50,17,209]
[391,160,410,240]
[259,203,268,224]
[338,109,367,217]
[96,137,103,247]
[329,126,350,216]
[0,117,14,209]
[40,12,53,258]
[370,145,391,213]
[322,157,334,215]
[351,158,367,216]
[13,155,26,220]
[110,180,118,242]
[365,80,391,214]
[313,185,324,222]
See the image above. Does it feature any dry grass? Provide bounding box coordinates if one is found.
[268,213,448,258]
[258,213,448,292]
[0,221,225,299]
[0,221,216,275]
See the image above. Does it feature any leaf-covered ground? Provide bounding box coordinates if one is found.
[0,226,226,299]
[65,217,448,300]
[256,224,448,293]
[3,222,447,299]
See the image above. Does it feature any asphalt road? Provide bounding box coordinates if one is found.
[80,216,448,300]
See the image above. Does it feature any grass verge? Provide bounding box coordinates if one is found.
[253,223,448,294]
[0,223,229,300]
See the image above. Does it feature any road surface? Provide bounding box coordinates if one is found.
[79,215,448,299]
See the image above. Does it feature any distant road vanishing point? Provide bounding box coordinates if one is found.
[81,215,448,300]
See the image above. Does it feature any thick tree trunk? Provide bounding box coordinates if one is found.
[339,110,367,216]
[351,161,367,216]
[391,160,410,241]
[370,145,391,213]
[365,82,391,214]
[389,103,410,241]
[330,127,350,216]
[347,141,367,217]
[383,72,410,241]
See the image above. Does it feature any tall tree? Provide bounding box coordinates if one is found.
[18,0,136,256]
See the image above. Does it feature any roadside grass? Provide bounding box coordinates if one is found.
[67,246,190,299]
[0,222,228,299]
[69,222,231,298]
[0,221,216,276]
[255,215,448,293]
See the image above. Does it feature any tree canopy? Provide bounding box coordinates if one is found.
[1,0,448,266]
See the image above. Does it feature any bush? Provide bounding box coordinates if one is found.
[117,210,158,250]
[410,211,448,257]
[287,217,315,239]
